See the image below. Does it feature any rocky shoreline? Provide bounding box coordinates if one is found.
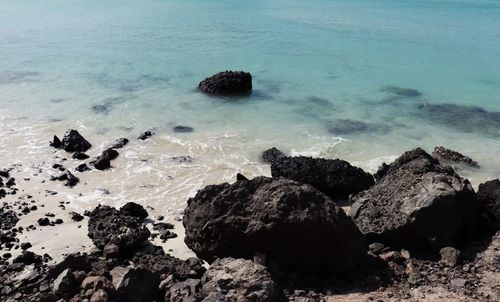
[0,125,498,302]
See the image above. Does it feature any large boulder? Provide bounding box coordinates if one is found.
[270,156,374,200]
[198,71,252,96]
[201,258,281,302]
[87,204,150,252]
[349,148,479,251]
[183,176,367,273]
[58,129,92,153]
[477,179,500,229]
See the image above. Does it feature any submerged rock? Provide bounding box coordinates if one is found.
[477,179,500,229]
[432,146,479,167]
[138,131,153,140]
[59,129,92,153]
[201,258,281,302]
[173,125,194,133]
[327,119,369,135]
[261,147,285,164]
[183,176,367,273]
[350,148,479,251]
[271,156,374,199]
[111,138,129,149]
[199,71,252,96]
[381,85,422,97]
[87,205,150,252]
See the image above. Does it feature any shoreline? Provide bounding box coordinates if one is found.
[0,129,498,301]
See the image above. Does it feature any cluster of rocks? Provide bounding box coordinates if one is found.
[0,169,17,200]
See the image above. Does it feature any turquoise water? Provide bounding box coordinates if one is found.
[1,0,500,190]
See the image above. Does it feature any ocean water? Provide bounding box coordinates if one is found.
[1,0,499,216]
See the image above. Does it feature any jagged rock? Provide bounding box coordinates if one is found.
[261,147,285,164]
[432,146,479,167]
[81,276,114,292]
[198,71,252,96]
[75,163,91,172]
[103,244,120,259]
[53,268,76,296]
[184,176,367,273]
[111,138,129,149]
[59,129,92,153]
[440,247,461,267]
[138,131,153,140]
[87,205,150,251]
[91,149,119,170]
[201,258,281,302]
[90,289,108,302]
[477,179,500,229]
[53,170,79,187]
[236,173,248,181]
[350,148,480,251]
[110,266,160,302]
[13,251,42,265]
[271,156,374,199]
[50,135,62,148]
[70,211,84,222]
[73,152,89,160]
[165,278,203,302]
[120,202,148,219]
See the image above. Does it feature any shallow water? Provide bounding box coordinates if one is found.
[1,0,499,216]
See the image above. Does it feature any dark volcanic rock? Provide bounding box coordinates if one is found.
[477,179,500,229]
[91,149,118,170]
[432,146,478,167]
[111,138,129,149]
[138,131,153,140]
[165,278,203,302]
[50,135,62,148]
[173,125,194,133]
[72,152,89,160]
[262,147,285,164]
[70,211,84,222]
[120,202,148,219]
[87,205,150,251]
[198,71,252,96]
[350,148,480,251]
[75,163,91,172]
[60,129,92,153]
[110,266,160,302]
[201,258,281,302]
[271,156,374,199]
[13,251,42,265]
[183,176,367,273]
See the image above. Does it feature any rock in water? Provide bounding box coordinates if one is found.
[183,176,367,273]
[138,131,153,140]
[111,138,129,149]
[261,147,285,164]
[477,179,500,229]
[50,135,62,148]
[91,148,119,170]
[350,148,479,251]
[198,71,252,96]
[201,258,281,302]
[87,205,150,252]
[60,129,92,152]
[271,156,374,199]
[432,146,479,167]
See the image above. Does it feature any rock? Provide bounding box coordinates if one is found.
[201,258,281,302]
[70,211,84,222]
[73,152,90,160]
[91,149,119,170]
[198,71,252,96]
[60,129,92,153]
[432,146,479,167]
[368,243,385,254]
[90,289,108,302]
[350,148,480,251]
[380,85,422,97]
[236,173,248,181]
[120,202,148,219]
[165,278,202,302]
[270,156,374,200]
[20,242,32,250]
[50,135,62,148]
[111,138,129,149]
[477,179,500,229]
[103,244,119,258]
[261,147,285,164]
[327,119,370,135]
[81,276,114,292]
[87,205,150,252]
[13,251,42,265]
[75,163,91,172]
[53,268,76,296]
[63,170,79,187]
[183,176,367,273]
[138,131,153,140]
[38,218,50,226]
[440,247,461,267]
[173,125,194,133]
[110,266,160,302]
